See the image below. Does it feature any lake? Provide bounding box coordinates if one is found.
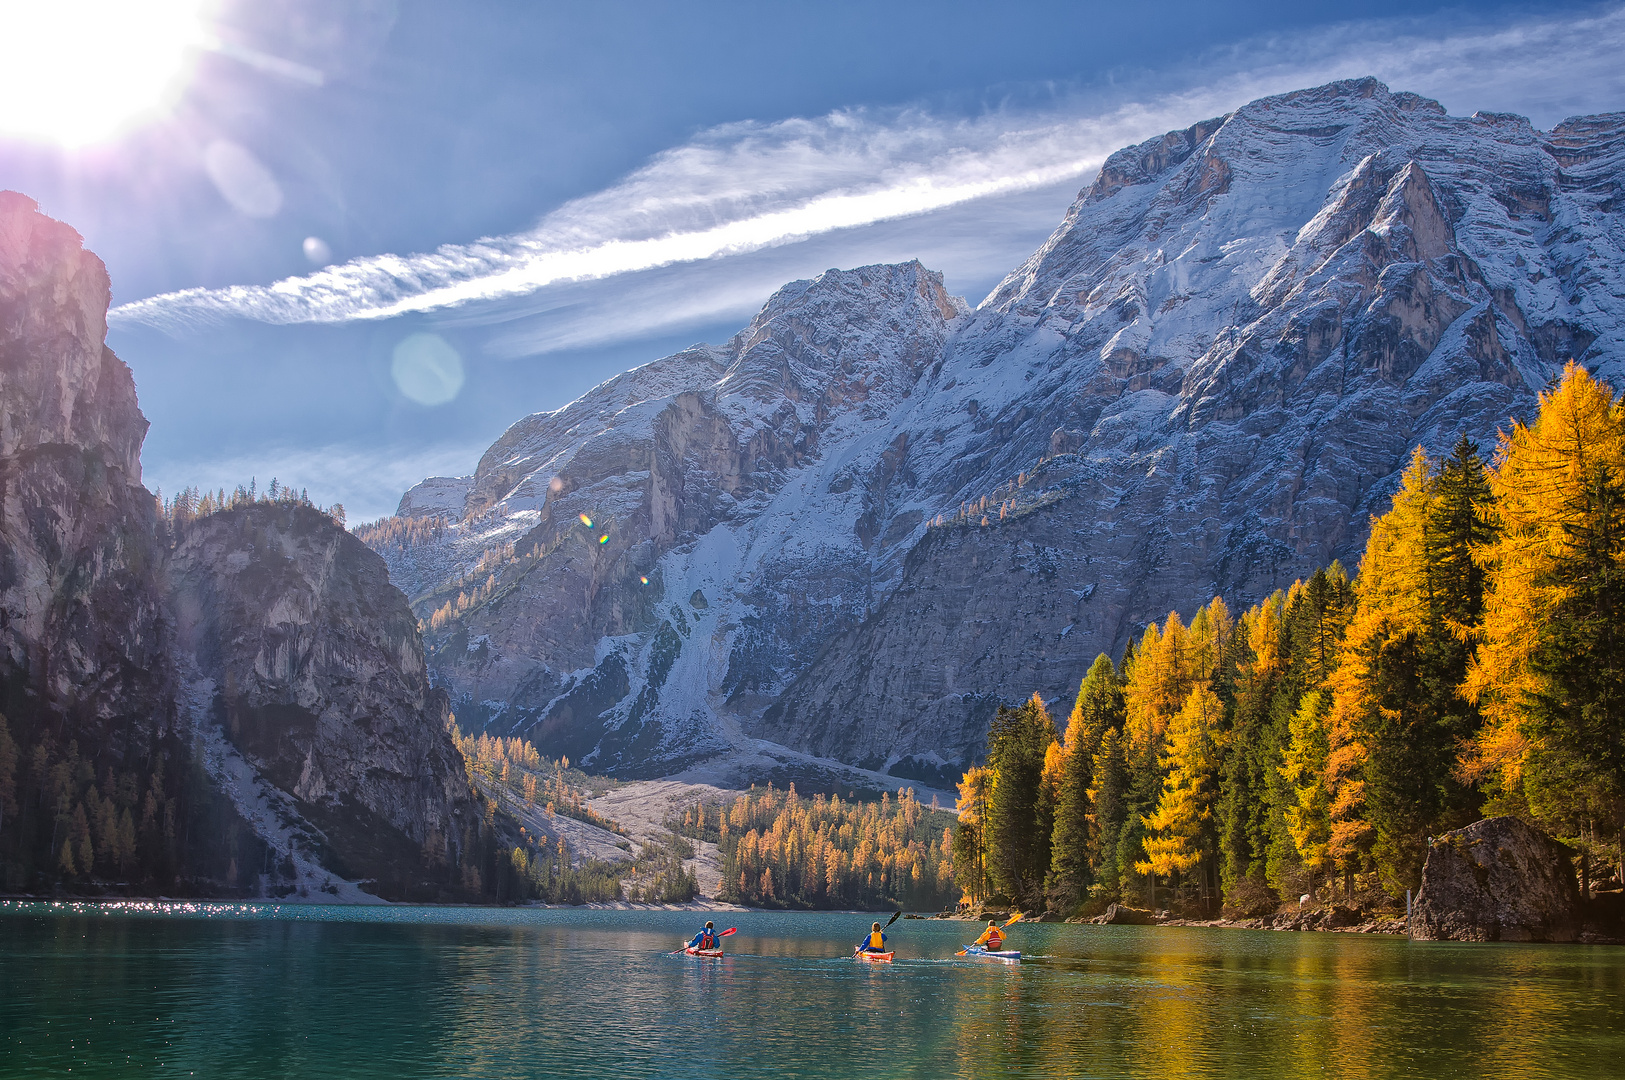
[0,902,1619,1078]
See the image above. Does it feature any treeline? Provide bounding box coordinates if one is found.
[157,477,347,529]
[452,724,631,904]
[352,514,449,552]
[453,727,625,835]
[956,362,1625,915]
[624,833,700,904]
[0,716,178,888]
[674,784,959,910]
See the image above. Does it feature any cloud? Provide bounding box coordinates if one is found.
[144,440,487,524]
[111,4,1625,336]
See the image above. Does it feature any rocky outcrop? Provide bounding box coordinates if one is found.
[0,190,173,754]
[0,193,492,900]
[371,80,1625,781]
[1089,903,1158,925]
[169,503,485,900]
[1411,816,1581,942]
[0,192,221,894]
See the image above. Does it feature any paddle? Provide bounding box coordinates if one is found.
[853,910,903,957]
[673,926,737,954]
[957,911,1025,955]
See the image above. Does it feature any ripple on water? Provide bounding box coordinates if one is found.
[0,906,1621,1079]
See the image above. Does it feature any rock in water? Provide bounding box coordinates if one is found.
[169,503,486,900]
[1412,817,1581,942]
[1090,903,1156,925]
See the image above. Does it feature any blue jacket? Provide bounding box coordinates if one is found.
[688,929,720,950]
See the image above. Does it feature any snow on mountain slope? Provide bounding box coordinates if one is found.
[367,79,1625,782]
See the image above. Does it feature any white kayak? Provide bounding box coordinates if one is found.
[962,944,1021,961]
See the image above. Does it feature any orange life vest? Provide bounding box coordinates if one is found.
[868,930,886,949]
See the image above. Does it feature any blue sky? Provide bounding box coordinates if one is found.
[4,0,1624,521]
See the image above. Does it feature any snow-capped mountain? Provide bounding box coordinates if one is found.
[370,78,1625,783]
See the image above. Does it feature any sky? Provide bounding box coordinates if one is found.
[3,0,1624,522]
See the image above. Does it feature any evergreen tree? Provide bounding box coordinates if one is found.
[1049,654,1124,909]
[953,766,993,903]
[1088,727,1131,894]
[985,694,1057,904]
[1217,596,1288,893]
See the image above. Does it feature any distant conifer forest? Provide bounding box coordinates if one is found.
[953,362,1625,917]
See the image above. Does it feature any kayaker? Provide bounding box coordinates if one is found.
[973,920,1006,951]
[857,921,890,954]
[687,921,721,951]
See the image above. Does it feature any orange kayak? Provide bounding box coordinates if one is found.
[855,950,894,962]
[683,947,724,957]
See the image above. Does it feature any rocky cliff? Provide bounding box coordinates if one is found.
[0,193,489,900]
[372,79,1625,783]
[0,190,172,757]
[169,503,486,900]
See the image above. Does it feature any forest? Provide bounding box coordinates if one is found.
[955,362,1625,916]
[451,727,636,904]
[673,784,960,910]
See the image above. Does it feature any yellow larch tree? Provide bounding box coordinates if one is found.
[1137,684,1224,900]
[1322,446,1437,886]
[1465,361,1625,841]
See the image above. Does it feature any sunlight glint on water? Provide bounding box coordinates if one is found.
[1,903,1620,1079]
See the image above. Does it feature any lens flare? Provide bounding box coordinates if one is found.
[390,333,464,406]
[640,576,649,585]
[578,514,593,527]
[598,535,610,544]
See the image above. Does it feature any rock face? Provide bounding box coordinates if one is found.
[1412,817,1581,942]
[0,190,173,755]
[169,504,484,899]
[370,79,1625,781]
[0,192,490,899]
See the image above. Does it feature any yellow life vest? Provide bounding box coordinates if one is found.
[868,930,886,949]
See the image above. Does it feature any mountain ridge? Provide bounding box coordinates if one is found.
[368,77,1625,784]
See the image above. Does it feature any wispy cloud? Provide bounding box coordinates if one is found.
[112,4,1625,335]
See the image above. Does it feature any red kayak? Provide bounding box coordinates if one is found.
[855,949,895,962]
[683,946,724,957]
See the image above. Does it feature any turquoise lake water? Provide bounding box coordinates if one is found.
[1,901,1620,1078]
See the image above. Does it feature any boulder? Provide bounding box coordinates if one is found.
[1091,903,1156,925]
[1412,816,1581,942]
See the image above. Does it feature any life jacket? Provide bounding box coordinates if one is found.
[868,930,886,949]
[982,929,1004,948]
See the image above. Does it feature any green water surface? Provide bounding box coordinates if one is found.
[0,901,1619,1078]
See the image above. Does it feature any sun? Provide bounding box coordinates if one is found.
[0,0,212,147]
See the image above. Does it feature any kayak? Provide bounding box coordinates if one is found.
[963,945,1021,961]
[683,946,724,957]
[855,949,895,962]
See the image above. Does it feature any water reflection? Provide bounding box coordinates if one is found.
[0,904,1620,1079]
